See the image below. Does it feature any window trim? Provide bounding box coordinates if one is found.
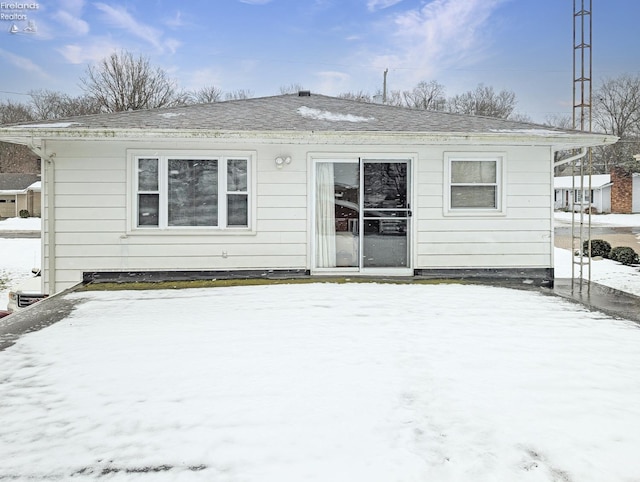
[127,149,256,235]
[574,189,592,203]
[444,152,507,216]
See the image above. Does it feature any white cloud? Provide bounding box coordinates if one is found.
[51,0,89,35]
[93,3,177,53]
[184,68,223,91]
[163,10,183,28]
[53,10,90,35]
[367,0,403,12]
[370,0,506,85]
[0,49,49,78]
[311,71,351,96]
[57,39,119,64]
[164,38,182,55]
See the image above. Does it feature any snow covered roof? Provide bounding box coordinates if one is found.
[554,174,611,189]
[0,93,618,150]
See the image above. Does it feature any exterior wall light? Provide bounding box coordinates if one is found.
[275,156,291,169]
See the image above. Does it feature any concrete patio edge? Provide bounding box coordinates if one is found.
[549,278,640,323]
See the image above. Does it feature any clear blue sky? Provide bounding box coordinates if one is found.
[0,0,638,122]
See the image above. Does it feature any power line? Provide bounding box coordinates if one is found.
[0,90,30,96]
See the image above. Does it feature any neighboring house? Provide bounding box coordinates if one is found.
[554,172,640,213]
[0,93,617,295]
[611,169,640,214]
[0,173,41,218]
[553,174,612,213]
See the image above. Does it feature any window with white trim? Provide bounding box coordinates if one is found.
[446,154,504,213]
[135,155,249,229]
[574,189,592,203]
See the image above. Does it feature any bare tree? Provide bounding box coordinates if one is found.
[30,90,70,119]
[338,91,371,103]
[594,74,640,137]
[80,50,180,112]
[508,112,534,123]
[187,85,223,104]
[543,114,581,175]
[447,84,516,119]
[0,100,33,124]
[279,83,305,95]
[402,80,446,110]
[383,90,405,107]
[224,89,254,101]
[29,89,101,119]
[592,74,640,175]
[544,114,573,129]
[0,101,38,173]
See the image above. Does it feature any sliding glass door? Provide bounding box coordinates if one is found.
[314,159,411,271]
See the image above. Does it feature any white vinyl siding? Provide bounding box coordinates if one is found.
[42,143,307,294]
[41,140,554,294]
[416,147,552,269]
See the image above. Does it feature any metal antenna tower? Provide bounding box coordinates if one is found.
[571,0,593,292]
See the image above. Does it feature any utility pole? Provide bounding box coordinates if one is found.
[383,68,388,104]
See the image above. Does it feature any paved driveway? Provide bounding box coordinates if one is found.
[555,221,640,252]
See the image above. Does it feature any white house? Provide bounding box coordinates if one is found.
[554,172,640,213]
[0,93,616,294]
[553,174,612,213]
[0,174,41,218]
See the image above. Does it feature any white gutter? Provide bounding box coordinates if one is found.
[45,150,55,295]
[554,147,587,168]
[27,141,55,296]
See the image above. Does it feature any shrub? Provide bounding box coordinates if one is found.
[609,246,640,266]
[18,209,30,218]
[582,239,611,258]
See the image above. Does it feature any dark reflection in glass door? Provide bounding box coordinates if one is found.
[362,161,410,268]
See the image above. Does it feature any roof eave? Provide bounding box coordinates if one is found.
[0,127,619,150]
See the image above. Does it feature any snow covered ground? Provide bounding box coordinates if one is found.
[0,217,41,231]
[553,212,640,296]
[0,218,42,311]
[1,216,640,481]
[554,211,640,226]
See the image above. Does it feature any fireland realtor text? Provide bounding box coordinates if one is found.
[1,3,39,21]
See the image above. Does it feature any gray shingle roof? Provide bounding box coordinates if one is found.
[1,93,578,134]
[0,173,40,191]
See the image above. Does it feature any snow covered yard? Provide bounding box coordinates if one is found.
[2,215,640,481]
[2,282,640,481]
[0,217,42,308]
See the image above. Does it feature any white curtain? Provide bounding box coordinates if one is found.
[316,163,336,268]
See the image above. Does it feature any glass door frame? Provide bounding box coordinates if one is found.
[311,156,414,276]
[361,158,412,273]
